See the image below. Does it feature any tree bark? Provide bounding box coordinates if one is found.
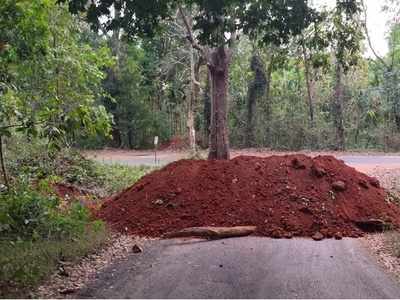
[302,42,315,128]
[164,226,257,239]
[208,46,231,160]
[333,62,345,150]
[127,129,134,149]
[0,135,9,189]
[187,45,196,151]
[203,71,211,148]
[264,56,273,147]
[246,54,267,147]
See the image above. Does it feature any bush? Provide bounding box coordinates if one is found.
[0,185,108,297]
[0,137,153,297]
[0,185,92,240]
[3,137,154,196]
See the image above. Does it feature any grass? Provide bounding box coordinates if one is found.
[93,163,154,195]
[0,225,108,298]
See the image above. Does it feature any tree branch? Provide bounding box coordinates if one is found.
[177,5,204,55]
[361,0,389,69]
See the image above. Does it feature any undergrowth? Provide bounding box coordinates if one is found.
[0,138,154,297]
[0,185,109,298]
[3,137,154,196]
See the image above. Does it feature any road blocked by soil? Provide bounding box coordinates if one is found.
[97,154,400,238]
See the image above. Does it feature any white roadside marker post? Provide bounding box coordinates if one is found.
[154,136,159,165]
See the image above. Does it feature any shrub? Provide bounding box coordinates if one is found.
[0,185,108,297]
[0,185,93,240]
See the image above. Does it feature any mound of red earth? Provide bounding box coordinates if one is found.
[97,155,400,239]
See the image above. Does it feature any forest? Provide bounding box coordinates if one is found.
[1,0,400,159]
[2,0,400,297]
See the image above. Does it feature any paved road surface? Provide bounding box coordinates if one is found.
[89,150,400,171]
[78,237,400,299]
[90,151,183,167]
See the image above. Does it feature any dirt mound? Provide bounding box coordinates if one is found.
[97,155,400,238]
[159,136,189,151]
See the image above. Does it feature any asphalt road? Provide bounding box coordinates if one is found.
[89,151,400,170]
[78,237,400,299]
[90,151,183,167]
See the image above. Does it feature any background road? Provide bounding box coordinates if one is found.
[78,237,400,299]
[86,149,400,172]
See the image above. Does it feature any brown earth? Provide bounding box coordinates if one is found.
[97,155,400,239]
[158,136,189,151]
[53,183,89,200]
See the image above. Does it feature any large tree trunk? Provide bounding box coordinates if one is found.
[246,54,267,147]
[333,62,345,151]
[203,71,211,148]
[208,46,231,160]
[187,45,196,151]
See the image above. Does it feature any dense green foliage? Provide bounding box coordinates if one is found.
[0,0,112,145]
[53,0,400,151]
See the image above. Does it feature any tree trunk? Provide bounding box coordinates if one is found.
[208,46,231,160]
[388,72,400,132]
[246,54,267,148]
[127,129,134,149]
[302,42,315,128]
[111,118,122,147]
[333,62,345,150]
[164,226,257,239]
[202,71,211,148]
[246,90,257,147]
[0,135,9,189]
[187,46,196,151]
[264,57,273,147]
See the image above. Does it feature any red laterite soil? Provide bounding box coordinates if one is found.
[97,155,400,239]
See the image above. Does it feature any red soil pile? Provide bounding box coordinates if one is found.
[97,155,400,238]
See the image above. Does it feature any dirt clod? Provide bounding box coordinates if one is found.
[334,232,343,240]
[97,155,400,238]
[370,177,380,188]
[153,199,164,206]
[291,158,306,169]
[359,179,369,189]
[132,244,143,253]
[59,288,76,295]
[312,232,324,241]
[332,181,347,192]
[311,165,326,178]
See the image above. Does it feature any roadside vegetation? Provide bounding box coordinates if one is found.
[0,137,153,298]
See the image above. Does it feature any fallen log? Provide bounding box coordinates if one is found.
[163,226,257,239]
[354,219,391,232]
